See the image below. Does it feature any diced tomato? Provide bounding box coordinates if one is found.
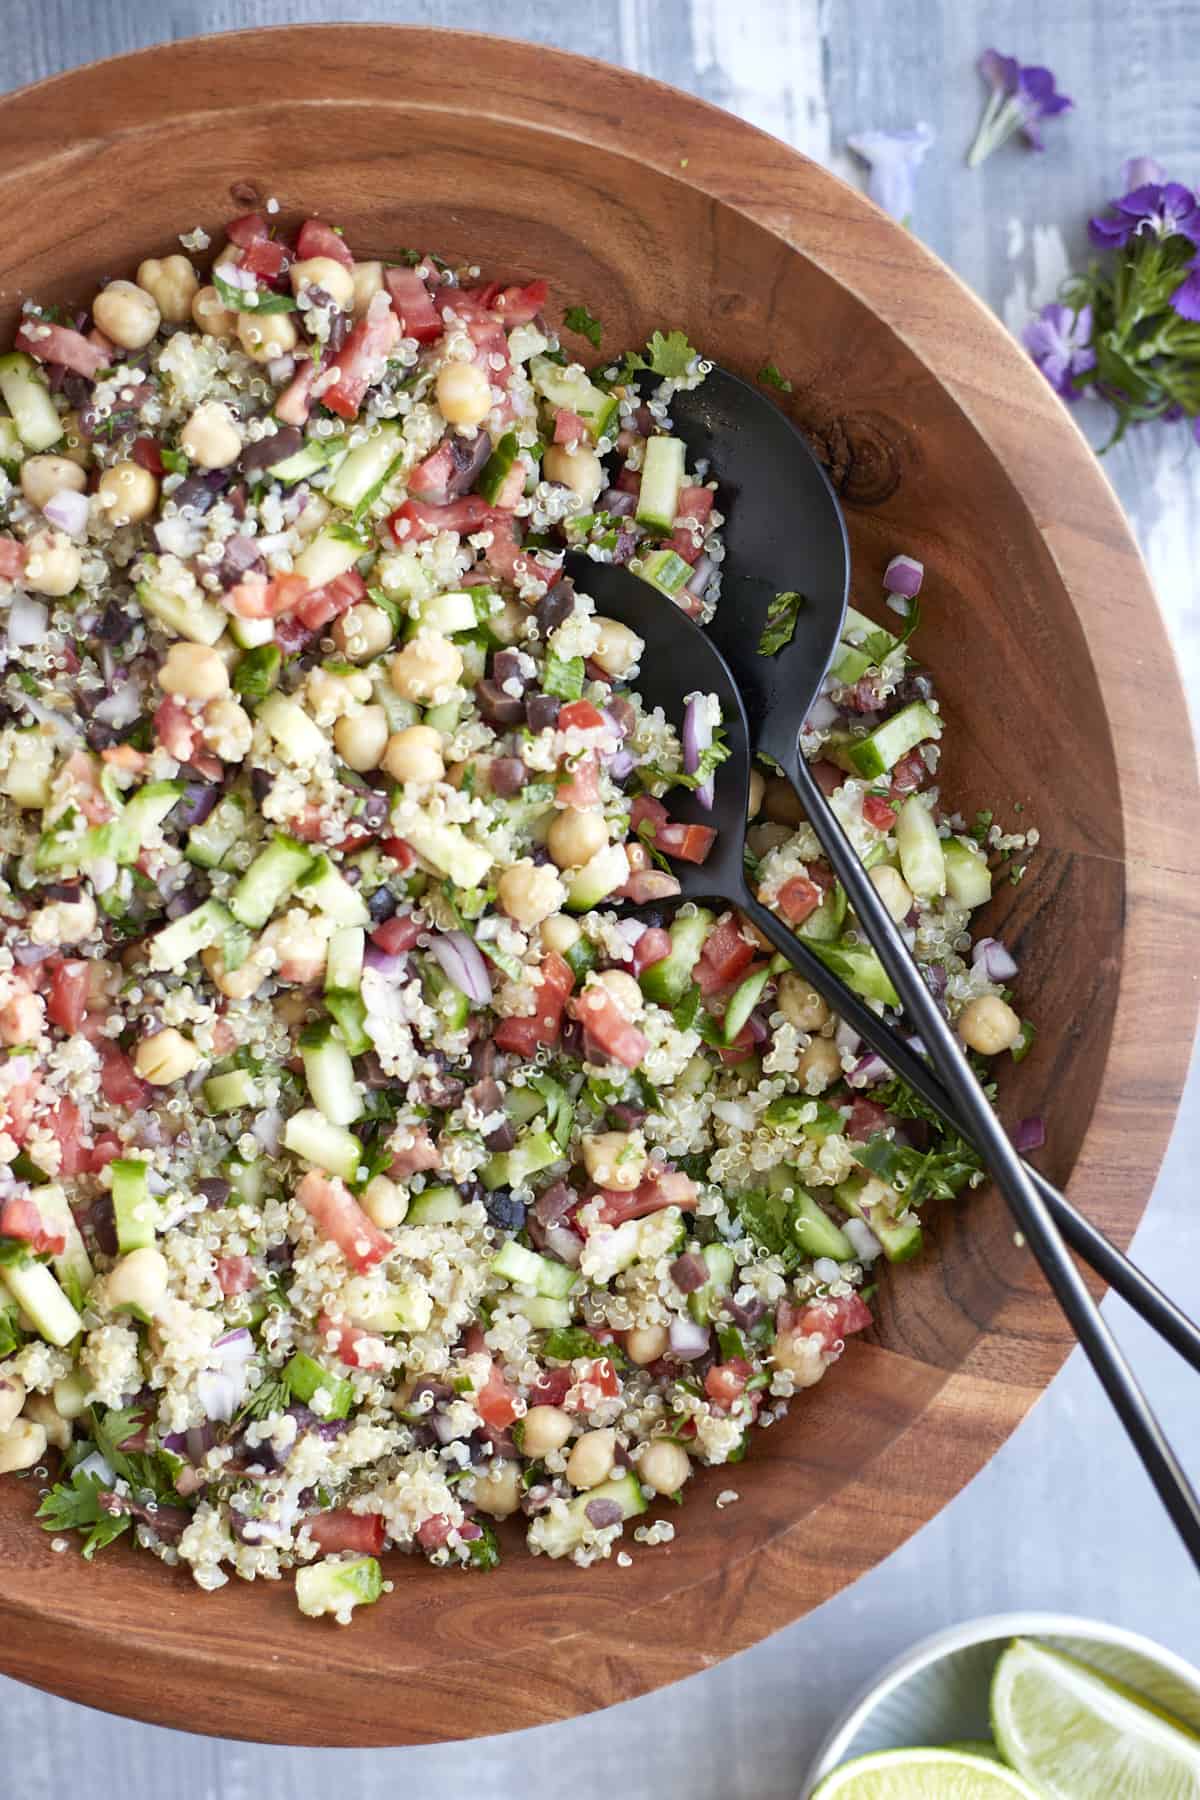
[62,750,114,826]
[322,302,402,420]
[215,1255,257,1297]
[557,699,606,733]
[889,746,929,797]
[416,1514,453,1552]
[668,489,713,564]
[131,436,165,476]
[0,1195,65,1257]
[226,571,309,620]
[100,743,148,776]
[556,754,600,809]
[531,1366,573,1405]
[442,289,510,371]
[295,1169,392,1272]
[225,210,270,247]
[153,695,197,761]
[295,218,354,268]
[705,1357,752,1410]
[240,236,289,283]
[479,512,547,584]
[318,1308,387,1369]
[0,537,26,581]
[696,916,756,995]
[296,569,366,631]
[476,1358,519,1430]
[98,1042,151,1111]
[15,320,106,379]
[632,927,672,975]
[776,876,823,925]
[492,278,548,324]
[384,266,443,344]
[863,792,897,831]
[46,959,89,1034]
[791,1293,873,1354]
[44,1096,90,1177]
[585,1356,620,1397]
[371,912,424,954]
[616,868,682,904]
[306,1510,386,1555]
[388,1130,440,1179]
[676,485,714,526]
[88,1131,122,1174]
[717,1021,757,1066]
[629,794,669,835]
[846,1098,891,1141]
[655,821,716,864]
[570,983,649,1070]
[407,441,458,502]
[494,952,574,1055]
[614,464,641,495]
[210,1019,237,1057]
[553,408,589,445]
[812,759,845,797]
[275,361,318,426]
[388,495,496,544]
[591,1168,698,1227]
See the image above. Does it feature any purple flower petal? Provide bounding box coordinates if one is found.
[847,123,935,221]
[1121,155,1166,191]
[1193,416,1200,448]
[1115,183,1168,219]
[979,49,1020,94]
[1088,213,1134,249]
[1023,300,1095,400]
[1170,266,1200,322]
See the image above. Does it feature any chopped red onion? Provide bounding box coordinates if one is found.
[668,1316,711,1360]
[93,683,143,729]
[746,1008,770,1043]
[614,917,647,950]
[1013,1115,1046,1153]
[847,1052,890,1088]
[214,259,256,291]
[363,944,409,980]
[843,1217,883,1263]
[266,353,296,386]
[685,553,714,595]
[806,694,841,731]
[883,554,924,598]
[834,1020,862,1057]
[972,937,1019,981]
[155,513,205,558]
[428,930,492,1005]
[540,1222,584,1266]
[42,488,89,539]
[682,693,714,810]
[250,1108,282,1156]
[533,1180,577,1226]
[599,487,637,517]
[7,592,48,649]
[607,748,637,780]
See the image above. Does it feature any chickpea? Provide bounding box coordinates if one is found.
[23,528,80,597]
[589,615,643,678]
[771,1327,827,1387]
[390,631,462,703]
[350,260,385,318]
[136,254,199,325]
[868,863,913,923]
[593,968,643,1020]
[106,1246,170,1316]
[332,601,394,662]
[471,1456,522,1520]
[58,412,91,470]
[292,491,331,542]
[638,1438,691,1495]
[624,1324,669,1366]
[547,807,607,869]
[0,1418,46,1474]
[0,989,44,1046]
[92,278,161,350]
[328,705,385,774]
[796,1034,842,1093]
[582,1130,646,1192]
[180,400,242,470]
[776,972,830,1032]
[97,460,159,527]
[22,1392,70,1453]
[747,768,766,819]
[435,359,493,427]
[236,308,299,364]
[485,596,527,646]
[202,940,271,1000]
[158,641,229,702]
[135,1027,200,1085]
[290,255,356,311]
[262,909,328,985]
[52,1369,91,1420]
[763,775,804,827]
[959,994,1021,1056]
[566,1428,616,1491]
[520,1405,572,1457]
[202,695,253,762]
[29,893,96,947]
[361,1174,408,1230]
[381,722,444,785]
[543,442,605,505]
[747,822,793,858]
[540,913,581,955]
[497,859,567,929]
[446,756,492,792]
[20,454,86,511]
[0,1371,26,1433]
[192,284,237,339]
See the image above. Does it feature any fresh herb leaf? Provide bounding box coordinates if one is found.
[640,727,732,796]
[366,586,403,636]
[0,1303,21,1359]
[563,305,603,350]
[212,272,298,315]
[671,983,702,1032]
[0,1239,33,1269]
[160,446,189,476]
[636,821,674,874]
[528,1073,575,1150]
[36,1469,132,1560]
[465,1521,501,1570]
[542,651,585,701]
[853,1129,982,1208]
[641,329,701,379]
[731,1187,808,1272]
[633,1069,662,1112]
[1011,1018,1037,1063]
[757,362,793,393]
[758,590,805,656]
[542,1327,624,1365]
[237,1375,290,1423]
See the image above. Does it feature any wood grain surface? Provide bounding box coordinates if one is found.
[0,21,1196,1752]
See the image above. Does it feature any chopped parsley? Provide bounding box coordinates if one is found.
[212,272,297,315]
[541,651,585,701]
[160,446,189,476]
[758,590,806,656]
[563,304,602,349]
[466,1522,501,1570]
[671,983,703,1032]
[731,1186,810,1272]
[36,1469,130,1560]
[620,328,701,383]
[542,1327,624,1365]
[366,585,404,635]
[757,362,793,393]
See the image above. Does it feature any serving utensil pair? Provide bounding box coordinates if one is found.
[571,366,1200,1571]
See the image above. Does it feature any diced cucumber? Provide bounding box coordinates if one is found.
[564,935,598,985]
[204,1068,259,1114]
[531,1471,646,1557]
[809,939,900,1008]
[723,966,771,1044]
[687,1242,735,1323]
[268,435,347,486]
[635,436,686,534]
[828,642,874,685]
[478,431,519,504]
[326,926,365,995]
[326,422,403,510]
[341,1275,431,1334]
[943,836,992,908]
[675,1052,713,1096]
[640,907,713,1005]
[763,1096,845,1139]
[136,573,227,645]
[406,1185,466,1226]
[0,1258,80,1346]
[895,793,946,900]
[0,351,63,451]
[501,1294,573,1329]
[1,729,55,809]
[293,524,368,587]
[256,693,329,765]
[300,1021,363,1127]
[325,990,371,1058]
[566,843,629,912]
[796,881,847,944]
[420,959,470,1031]
[637,547,693,597]
[112,1159,157,1252]
[373,676,421,734]
[295,853,370,927]
[233,643,282,704]
[33,1183,94,1299]
[422,698,461,735]
[187,794,248,870]
[151,897,240,969]
[282,1108,363,1181]
[295,1555,381,1619]
[481,1128,560,1191]
[284,1350,353,1419]
[0,415,25,472]
[224,1155,267,1207]
[415,589,478,635]
[228,612,277,650]
[230,833,314,928]
[845,701,941,781]
[491,1239,578,1298]
[529,355,618,441]
[107,780,185,865]
[401,816,493,890]
[778,1173,856,1261]
[834,1177,923,1263]
[505,1085,547,1127]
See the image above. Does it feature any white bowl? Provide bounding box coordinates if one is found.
[803,1612,1200,1796]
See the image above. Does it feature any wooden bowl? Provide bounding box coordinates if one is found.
[0,26,1195,1748]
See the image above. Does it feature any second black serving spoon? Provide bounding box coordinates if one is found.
[565,365,1200,1568]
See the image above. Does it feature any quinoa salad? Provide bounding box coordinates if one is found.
[0,206,1037,1624]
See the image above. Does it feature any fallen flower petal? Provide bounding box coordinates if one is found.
[1023,302,1096,399]
[967,49,1073,167]
[847,123,935,222]
[1120,154,1166,191]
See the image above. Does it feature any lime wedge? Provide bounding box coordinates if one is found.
[991,1638,1200,1799]
[810,1748,1039,1797]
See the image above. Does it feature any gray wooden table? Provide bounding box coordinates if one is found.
[2,4,1198,1795]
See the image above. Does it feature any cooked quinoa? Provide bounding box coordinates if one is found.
[0,207,1031,1621]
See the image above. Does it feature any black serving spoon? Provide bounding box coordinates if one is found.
[567,428,1200,1568]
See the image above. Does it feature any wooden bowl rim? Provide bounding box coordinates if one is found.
[0,23,1196,1746]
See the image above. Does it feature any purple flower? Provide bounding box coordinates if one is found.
[967,49,1073,167]
[1089,180,1200,250]
[1023,302,1096,399]
[1171,261,1200,321]
[1120,155,1166,192]
[847,123,935,222]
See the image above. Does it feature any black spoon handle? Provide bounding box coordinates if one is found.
[736,888,1200,1377]
[761,751,1200,1573]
